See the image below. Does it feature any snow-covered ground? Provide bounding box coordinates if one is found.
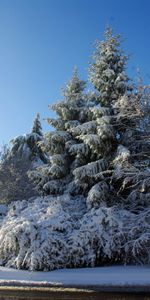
[0,266,149,287]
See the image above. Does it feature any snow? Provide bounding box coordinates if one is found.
[73,159,107,182]
[0,196,150,271]
[0,266,149,287]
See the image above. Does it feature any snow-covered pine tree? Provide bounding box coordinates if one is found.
[30,68,94,196]
[69,27,133,209]
[31,28,142,210]
[88,27,150,212]
[0,115,46,203]
[111,89,150,212]
[31,113,43,137]
[89,27,132,106]
[0,147,37,203]
[11,113,45,163]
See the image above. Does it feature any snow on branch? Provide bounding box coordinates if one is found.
[69,121,97,136]
[73,159,108,183]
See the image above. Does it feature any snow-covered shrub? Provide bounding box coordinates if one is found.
[0,196,74,270]
[0,196,150,270]
[73,207,150,266]
[122,208,150,264]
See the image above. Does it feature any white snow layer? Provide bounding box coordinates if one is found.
[0,266,149,286]
[0,196,150,270]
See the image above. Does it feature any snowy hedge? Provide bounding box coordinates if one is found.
[0,196,149,271]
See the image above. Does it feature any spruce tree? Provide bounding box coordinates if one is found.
[11,113,45,162]
[0,115,46,203]
[89,27,132,106]
[30,68,92,196]
[32,113,43,137]
[0,144,37,203]
[32,27,149,212]
[89,27,149,211]
[31,29,134,209]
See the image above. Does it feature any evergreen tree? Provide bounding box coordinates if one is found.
[31,113,43,137]
[31,27,150,214]
[0,144,37,203]
[89,27,132,106]
[88,27,149,211]
[30,68,96,196]
[11,113,45,163]
[31,29,147,211]
[0,116,46,204]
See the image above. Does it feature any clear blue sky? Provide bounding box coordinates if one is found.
[0,0,150,145]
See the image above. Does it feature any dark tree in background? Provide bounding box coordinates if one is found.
[0,114,45,203]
